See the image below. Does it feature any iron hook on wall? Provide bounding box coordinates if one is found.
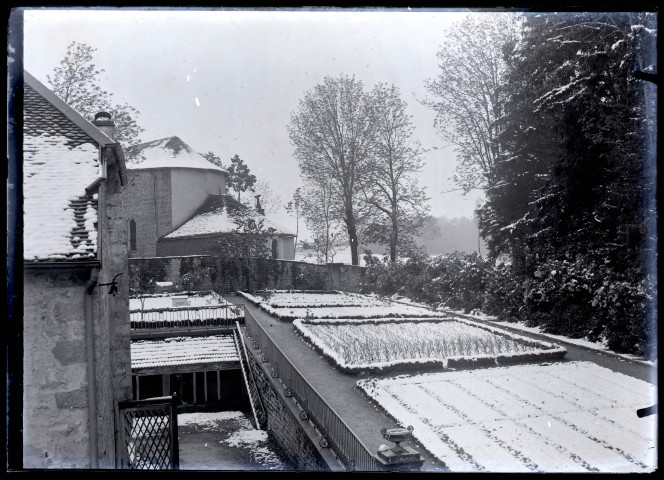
[98,272,124,296]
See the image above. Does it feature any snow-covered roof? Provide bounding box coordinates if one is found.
[23,71,108,262]
[131,334,239,370]
[164,194,294,239]
[125,136,227,173]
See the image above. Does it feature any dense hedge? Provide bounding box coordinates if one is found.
[360,252,656,359]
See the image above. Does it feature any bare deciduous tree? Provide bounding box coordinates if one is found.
[362,83,429,262]
[423,13,520,192]
[288,74,375,265]
[249,180,282,215]
[47,41,143,147]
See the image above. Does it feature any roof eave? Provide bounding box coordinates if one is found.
[127,165,227,175]
[24,259,101,270]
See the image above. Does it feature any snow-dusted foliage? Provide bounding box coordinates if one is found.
[362,252,491,312]
[362,250,656,358]
[466,12,657,358]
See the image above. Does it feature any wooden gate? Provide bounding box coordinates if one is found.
[117,395,179,469]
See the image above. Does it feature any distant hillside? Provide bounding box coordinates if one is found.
[414,216,487,255]
[295,215,487,264]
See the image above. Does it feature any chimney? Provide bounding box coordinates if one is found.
[255,194,265,215]
[92,111,115,140]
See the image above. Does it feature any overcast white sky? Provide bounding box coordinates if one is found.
[23,7,485,237]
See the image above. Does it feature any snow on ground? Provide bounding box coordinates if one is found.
[358,361,657,473]
[178,411,287,470]
[224,429,269,447]
[178,410,245,427]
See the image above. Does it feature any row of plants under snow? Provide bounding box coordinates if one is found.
[237,290,439,321]
[243,289,386,308]
[293,316,566,373]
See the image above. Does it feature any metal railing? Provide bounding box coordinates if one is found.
[130,304,244,330]
[243,309,381,471]
[234,324,268,429]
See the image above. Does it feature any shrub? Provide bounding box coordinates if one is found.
[360,249,655,358]
[482,263,525,320]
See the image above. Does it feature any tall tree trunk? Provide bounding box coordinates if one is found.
[345,209,359,266]
[390,212,398,263]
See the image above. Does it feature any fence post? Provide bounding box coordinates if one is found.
[171,393,179,470]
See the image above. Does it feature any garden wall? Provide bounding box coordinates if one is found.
[129,256,365,294]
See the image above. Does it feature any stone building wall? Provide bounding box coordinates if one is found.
[124,169,172,258]
[23,269,92,468]
[129,255,365,294]
[157,234,297,261]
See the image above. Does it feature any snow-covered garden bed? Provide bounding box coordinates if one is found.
[293,317,566,373]
[358,361,657,473]
[130,291,243,329]
[237,290,440,321]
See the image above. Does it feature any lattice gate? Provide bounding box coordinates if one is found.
[117,395,179,469]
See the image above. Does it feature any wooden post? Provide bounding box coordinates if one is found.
[192,372,197,404]
[162,374,171,397]
[204,371,208,404]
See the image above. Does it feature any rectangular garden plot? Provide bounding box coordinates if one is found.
[238,290,440,320]
[293,317,566,373]
[357,362,657,473]
[131,291,243,330]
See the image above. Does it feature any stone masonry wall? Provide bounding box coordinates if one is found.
[129,255,365,294]
[156,234,296,261]
[23,269,92,468]
[124,169,172,258]
[246,350,330,471]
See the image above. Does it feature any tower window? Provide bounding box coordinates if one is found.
[129,219,137,251]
